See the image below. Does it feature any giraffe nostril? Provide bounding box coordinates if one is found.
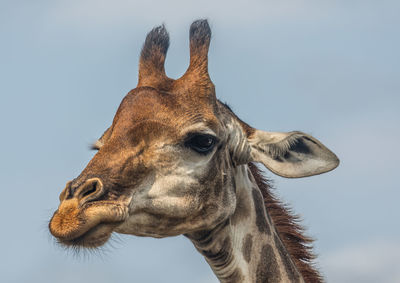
[81,183,97,198]
[76,178,104,205]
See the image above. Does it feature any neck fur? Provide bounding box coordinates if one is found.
[186,165,304,283]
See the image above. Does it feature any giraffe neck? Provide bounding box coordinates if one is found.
[186,165,304,283]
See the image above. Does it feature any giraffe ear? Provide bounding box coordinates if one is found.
[248,130,339,178]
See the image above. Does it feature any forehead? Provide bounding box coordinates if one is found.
[111,87,220,138]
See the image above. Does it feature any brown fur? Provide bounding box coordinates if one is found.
[248,162,323,283]
[49,20,331,282]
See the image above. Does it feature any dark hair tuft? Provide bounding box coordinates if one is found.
[141,25,170,60]
[189,19,211,49]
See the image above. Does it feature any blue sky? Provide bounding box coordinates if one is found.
[1,1,399,282]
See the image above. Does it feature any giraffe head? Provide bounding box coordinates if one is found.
[49,20,339,248]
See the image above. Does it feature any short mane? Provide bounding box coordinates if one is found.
[248,162,323,283]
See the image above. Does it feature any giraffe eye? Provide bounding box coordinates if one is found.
[185,134,217,154]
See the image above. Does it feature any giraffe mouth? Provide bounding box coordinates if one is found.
[49,199,129,248]
[57,223,116,248]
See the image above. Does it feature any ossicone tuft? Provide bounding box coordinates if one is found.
[138,20,214,96]
[140,25,169,61]
[189,19,211,50]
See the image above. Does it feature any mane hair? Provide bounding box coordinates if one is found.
[248,162,323,283]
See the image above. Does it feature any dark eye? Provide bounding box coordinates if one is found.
[185,134,217,154]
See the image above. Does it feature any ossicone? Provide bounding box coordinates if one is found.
[138,24,172,89]
[137,20,215,100]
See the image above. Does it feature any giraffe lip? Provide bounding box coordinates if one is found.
[49,201,129,247]
[57,223,114,248]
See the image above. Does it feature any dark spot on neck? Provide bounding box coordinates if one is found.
[257,244,281,283]
[242,234,253,263]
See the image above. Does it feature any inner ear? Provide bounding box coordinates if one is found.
[249,130,339,178]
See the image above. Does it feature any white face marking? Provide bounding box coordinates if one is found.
[113,122,237,237]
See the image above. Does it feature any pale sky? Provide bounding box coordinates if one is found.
[1,1,399,282]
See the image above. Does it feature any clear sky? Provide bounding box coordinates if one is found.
[1,0,399,282]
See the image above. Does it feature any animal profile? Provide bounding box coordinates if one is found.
[49,20,339,282]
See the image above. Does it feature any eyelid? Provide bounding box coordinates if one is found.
[180,123,217,136]
[184,132,219,143]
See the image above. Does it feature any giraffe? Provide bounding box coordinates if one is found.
[49,20,339,282]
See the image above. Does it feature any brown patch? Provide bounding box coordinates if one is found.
[242,234,253,263]
[256,244,281,283]
[274,233,301,281]
[248,163,323,283]
[252,188,271,235]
